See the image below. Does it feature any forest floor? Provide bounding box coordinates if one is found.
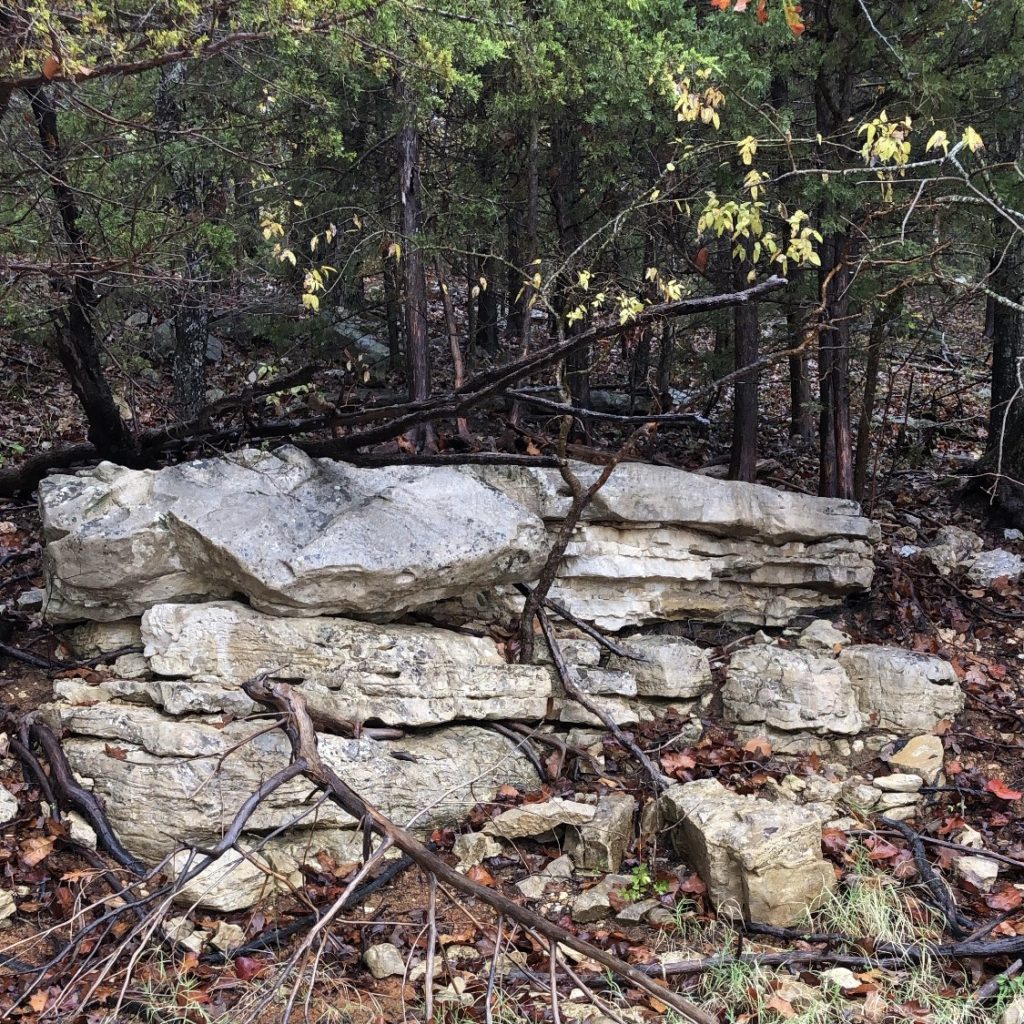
[2,291,1024,1024]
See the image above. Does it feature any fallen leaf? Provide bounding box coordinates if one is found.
[21,835,55,866]
[985,885,1023,912]
[821,828,849,857]
[765,993,796,1018]
[986,778,1022,801]
[661,752,696,774]
[104,744,128,761]
[867,839,900,861]
[466,864,495,887]
[29,990,48,1012]
[743,737,772,757]
[234,955,265,981]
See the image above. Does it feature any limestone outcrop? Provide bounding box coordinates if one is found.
[30,449,910,917]
[39,449,876,630]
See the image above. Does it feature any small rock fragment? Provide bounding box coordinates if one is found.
[797,620,852,653]
[615,898,658,924]
[572,874,631,923]
[875,791,921,810]
[882,805,919,822]
[164,916,195,943]
[0,787,18,826]
[888,735,944,785]
[1002,994,1024,1024]
[489,798,595,839]
[364,942,407,979]
[211,921,246,952]
[15,588,43,612]
[841,781,881,813]
[543,854,575,878]
[967,549,1024,587]
[821,967,861,993]
[68,811,98,849]
[0,890,16,927]
[924,526,983,576]
[872,773,923,794]
[452,831,504,871]
[955,826,984,849]
[516,875,550,900]
[955,855,999,893]
[566,793,636,873]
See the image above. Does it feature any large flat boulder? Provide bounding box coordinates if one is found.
[142,601,552,727]
[40,447,548,622]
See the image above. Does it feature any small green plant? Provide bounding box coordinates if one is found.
[0,439,25,468]
[623,863,670,901]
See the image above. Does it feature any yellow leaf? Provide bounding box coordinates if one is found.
[962,126,985,153]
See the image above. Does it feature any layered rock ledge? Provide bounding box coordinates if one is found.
[40,448,877,629]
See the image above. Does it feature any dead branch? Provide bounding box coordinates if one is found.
[242,676,715,1024]
[880,816,974,937]
[513,584,641,660]
[508,389,709,428]
[0,278,785,496]
[535,607,671,793]
[518,420,656,662]
[26,721,147,875]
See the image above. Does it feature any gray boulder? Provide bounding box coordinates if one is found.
[839,645,963,733]
[723,644,863,737]
[662,778,836,927]
[40,447,548,622]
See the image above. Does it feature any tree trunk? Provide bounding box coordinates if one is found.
[854,289,903,502]
[728,265,759,483]
[817,231,855,499]
[28,87,134,458]
[786,306,814,441]
[550,116,590,410]
[476,253,500,354]
[988,238,1024,447]
[384,252,403,371]
[156,62,209,421]
[397,102,432,445]
[986,408,1024,527]
[509,116,539,427]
